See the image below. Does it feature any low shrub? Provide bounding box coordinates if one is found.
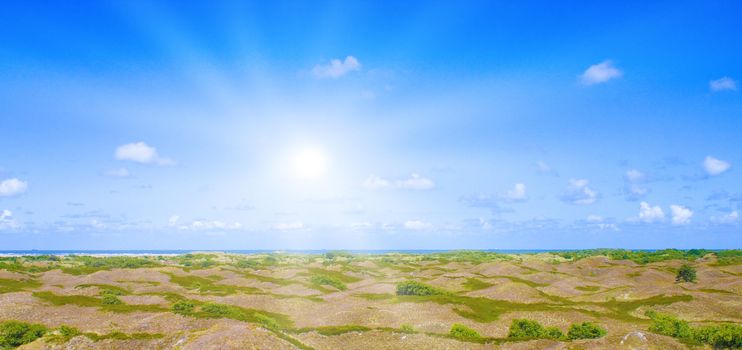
[171,300,195,315]
[544,326,565,339]
[400,324,415,333]
[396,281,445,296]
[507,319,565,340]
[0,321,47,348]
[310,275,347,291]
[449,324,481,341]
[101,295,122,305]
[508,319,545,339]
[647,311,742,348]
[567,322,607,340]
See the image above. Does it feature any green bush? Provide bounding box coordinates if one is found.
[101,294,122,305]
[254,313,279,329]
[449,324,481,340]
[646,311,692,339]
[676,264,697,283]
[544,326,565,339]
[508,319,545,339]
[396,281,445,296]
[400,324,415,333]
[0,321,47,348]
[692,324,742,349]
[310,275,347,291]
[171,300,195,315]
[647,311,742,348]
[567,322,607,340]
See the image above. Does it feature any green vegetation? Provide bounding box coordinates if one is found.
[165,272,259,295]
[400,324,415,333]
[575,285,601,292]
[0,321,47,349]
[310,275,347,291]
[60,256,160,275]
[462,278,492,291]
[554,249,717,264]
[396,281,446,296]
[676,264,697,283]
[101,294,122,305]
[647,311,742,348]
[449,323,482,341]
[76,284,129,296]
[32,291,165,313]
[171,300,195,315]
[83,331,164,341]
[567,322,606,340]
[46,325,81,344]
[507,319,564,340]
[714,249,742,266]
[297,325,371,336]
[508,319,545,339]
[0,278,41,294]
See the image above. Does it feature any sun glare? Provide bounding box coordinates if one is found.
[293,148,327,178]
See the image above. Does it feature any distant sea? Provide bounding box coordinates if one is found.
[0,249,676,256]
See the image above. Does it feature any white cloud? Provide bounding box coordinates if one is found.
[638,201,665,223]
[625,169,646,183]
[710,77,737,92]
[703,156,731,176]
[580,60,622,85]
[0,209,18,230]
[178,220,242,231]
[0,178,28,197]
[350,222,372,230]
[561,179,598,205]
[404,220,434,231]
[168,215,180,226]
[362,173,434,190]
[711,211,739,224]
[396,173,435,190]
[670,205,693,225]
[586,215,604,223]
[504,183,527,202]
[311,56,361,79]
[272,222,305,231]
[362,175,391,190]
[103,168,130,177]
[115,142,173,165]
[597,223,620,231]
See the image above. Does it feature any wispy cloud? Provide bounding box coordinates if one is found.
[403,220,433,231]
[103,167,130,177]
[311,56,361,79]
[560,179,598,205]
[272,222,305,231]
[710,77,737,92]
[115,142,174,166]
[362,173,434,190]
[0,209,19,230]
[580,60,622,85]
[711,211,739,224]
[0,178,27,197]
[623,169,649,200]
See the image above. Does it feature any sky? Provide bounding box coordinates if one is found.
[1,1,741,250]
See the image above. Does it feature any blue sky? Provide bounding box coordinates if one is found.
[1,1,740,249]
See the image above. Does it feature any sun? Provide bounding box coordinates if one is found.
[293,147,327,179]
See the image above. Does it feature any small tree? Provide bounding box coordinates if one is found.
[675,264,697,283]
[567,322,607,340]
